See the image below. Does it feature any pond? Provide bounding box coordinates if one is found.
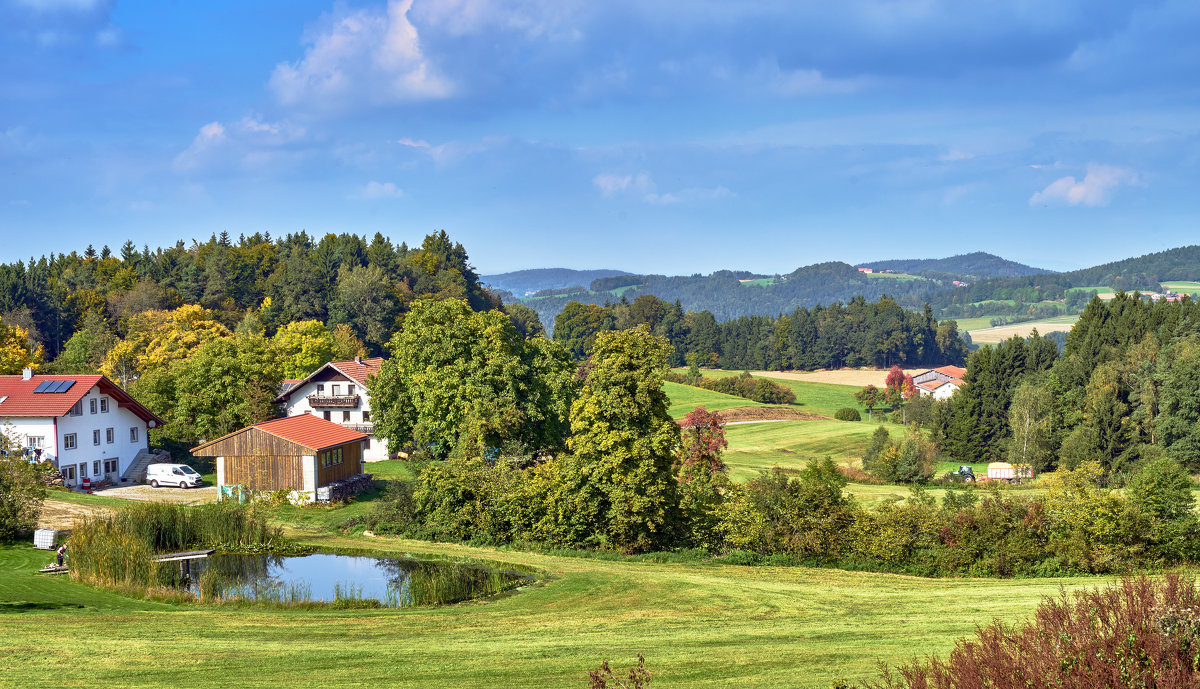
[186,553,528,607]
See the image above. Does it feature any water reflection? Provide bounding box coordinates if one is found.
[188,553,524,607]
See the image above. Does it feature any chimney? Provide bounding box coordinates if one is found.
[354,356,362,365]
[22,367,33,381]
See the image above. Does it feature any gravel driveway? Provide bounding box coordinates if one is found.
[92,484,218,505]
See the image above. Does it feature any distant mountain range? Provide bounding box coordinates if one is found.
[856,252,1049,278]
[481,268,633,296]
[495,247,1200,331]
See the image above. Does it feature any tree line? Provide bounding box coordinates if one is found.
[933,293,1200,477]
[552,294,969,371]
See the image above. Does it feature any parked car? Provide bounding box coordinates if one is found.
[146,463,203,489]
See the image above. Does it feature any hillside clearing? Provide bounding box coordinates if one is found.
[967,315,1078,343]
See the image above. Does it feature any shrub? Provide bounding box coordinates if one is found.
[0,456,46,541]
[862,574,1200,688]
[834,408,861,422]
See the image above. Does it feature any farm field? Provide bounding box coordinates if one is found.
[721,420,904,483]
[0,533,1108,689]
[664,381,766,418]
[1161,281,1200,295]
[753,368,921,388]
[966,314,1078,344]
[677,368,875,417]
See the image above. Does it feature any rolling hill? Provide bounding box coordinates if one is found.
[481,268,633,296]
[856,252,1049,278]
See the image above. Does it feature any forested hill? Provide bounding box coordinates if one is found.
[856,252,1048,278]
[518,261,941,328]
[481,268,632,296]
[925,245,1200,310]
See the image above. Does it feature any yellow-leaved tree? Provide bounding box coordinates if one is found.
[100,305,230,385]
[0,320,44,374]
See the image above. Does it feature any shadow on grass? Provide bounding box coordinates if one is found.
[0,601,87,614]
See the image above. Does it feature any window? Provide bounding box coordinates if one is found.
[100,398,109,413]
[63,433,77,450]
[25,436,44,449]
[331,384,341,396]
[347,384,355,395]
[103,459,117,474]
[130,427,139,443]
[89,398,97,414]
[68,401,82,417]
[362,410,370,422]
[320,447,344,468]
[363,438,371,450]
[323,411,330,421]
[62,465,75,481]
[93,460,100,475]
[316,384,325,393]
[106,428,114,444]
[79,462,88,477]
[93,430,101,446]
[342,411,351,422]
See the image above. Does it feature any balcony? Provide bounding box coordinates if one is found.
[307,394,360,409]
[344,423,375,435]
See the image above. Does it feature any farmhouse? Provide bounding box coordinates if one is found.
[913,365,967,400]
[0,368,163,488]
[191,414,369,504]
[274,356,391,461]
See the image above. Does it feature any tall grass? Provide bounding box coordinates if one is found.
[405,563,525,606]
[67,502,284,594]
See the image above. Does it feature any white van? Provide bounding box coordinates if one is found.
[146,463,203,489]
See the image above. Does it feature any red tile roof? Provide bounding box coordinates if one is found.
[192,414,366,455]
[274,357,384,403]
[934,365,967,378]
[329,357,383,385]
[0,374,163,425]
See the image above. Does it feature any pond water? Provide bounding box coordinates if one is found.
[187,553,527,607]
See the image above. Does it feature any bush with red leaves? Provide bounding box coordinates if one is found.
[588,654,650,689]
[860,574,1200,688]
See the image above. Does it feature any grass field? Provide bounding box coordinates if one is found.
[865,272,924,281]
[664,381,766,419]
[1162,281,1200,296]
[967,315,1078,343]
[721,420,903,483]
[739,277,777,287]
[676,369,871,418]
[0,533,1111,689]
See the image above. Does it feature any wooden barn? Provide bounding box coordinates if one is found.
[191,415,370,503]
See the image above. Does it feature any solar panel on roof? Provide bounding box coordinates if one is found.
[54,380,76,393]
[32,381,53,393]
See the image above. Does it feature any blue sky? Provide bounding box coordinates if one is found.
[2,0,1198,274]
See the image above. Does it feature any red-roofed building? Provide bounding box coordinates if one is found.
[191,414,368,503]
[912,365,967,400]
[0,368,163,488]
[273,356,391,461]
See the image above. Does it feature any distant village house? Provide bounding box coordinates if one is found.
[913,365,967,400]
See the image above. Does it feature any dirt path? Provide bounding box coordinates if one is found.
[37,499,109,530]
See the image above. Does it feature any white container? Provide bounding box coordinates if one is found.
[33,529,59,550]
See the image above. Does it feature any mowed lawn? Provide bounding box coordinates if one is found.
[722,421,904,483]
[0,535,1110,689]
[664,381,765,418]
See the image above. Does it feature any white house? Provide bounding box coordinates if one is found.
[913,365,967,400]
[274,356,391,462]
[0,368,163,488]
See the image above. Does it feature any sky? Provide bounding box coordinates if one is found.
[2,0,1199,275]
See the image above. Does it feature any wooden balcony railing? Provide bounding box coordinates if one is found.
[307,394,360,408]
[344,423,375,434]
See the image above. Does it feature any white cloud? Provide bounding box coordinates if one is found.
[270,0,452,112]
[172,118,307,173]
[14,0,107,12]
[352,181,405,199]
[593,171,733,204]
[1029,164,1140,207]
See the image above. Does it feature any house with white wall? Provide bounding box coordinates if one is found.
[0,368,163,488]
[274,356,391,461]
[913,365,967,400]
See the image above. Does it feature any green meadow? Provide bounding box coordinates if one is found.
[0,534,1105,689]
